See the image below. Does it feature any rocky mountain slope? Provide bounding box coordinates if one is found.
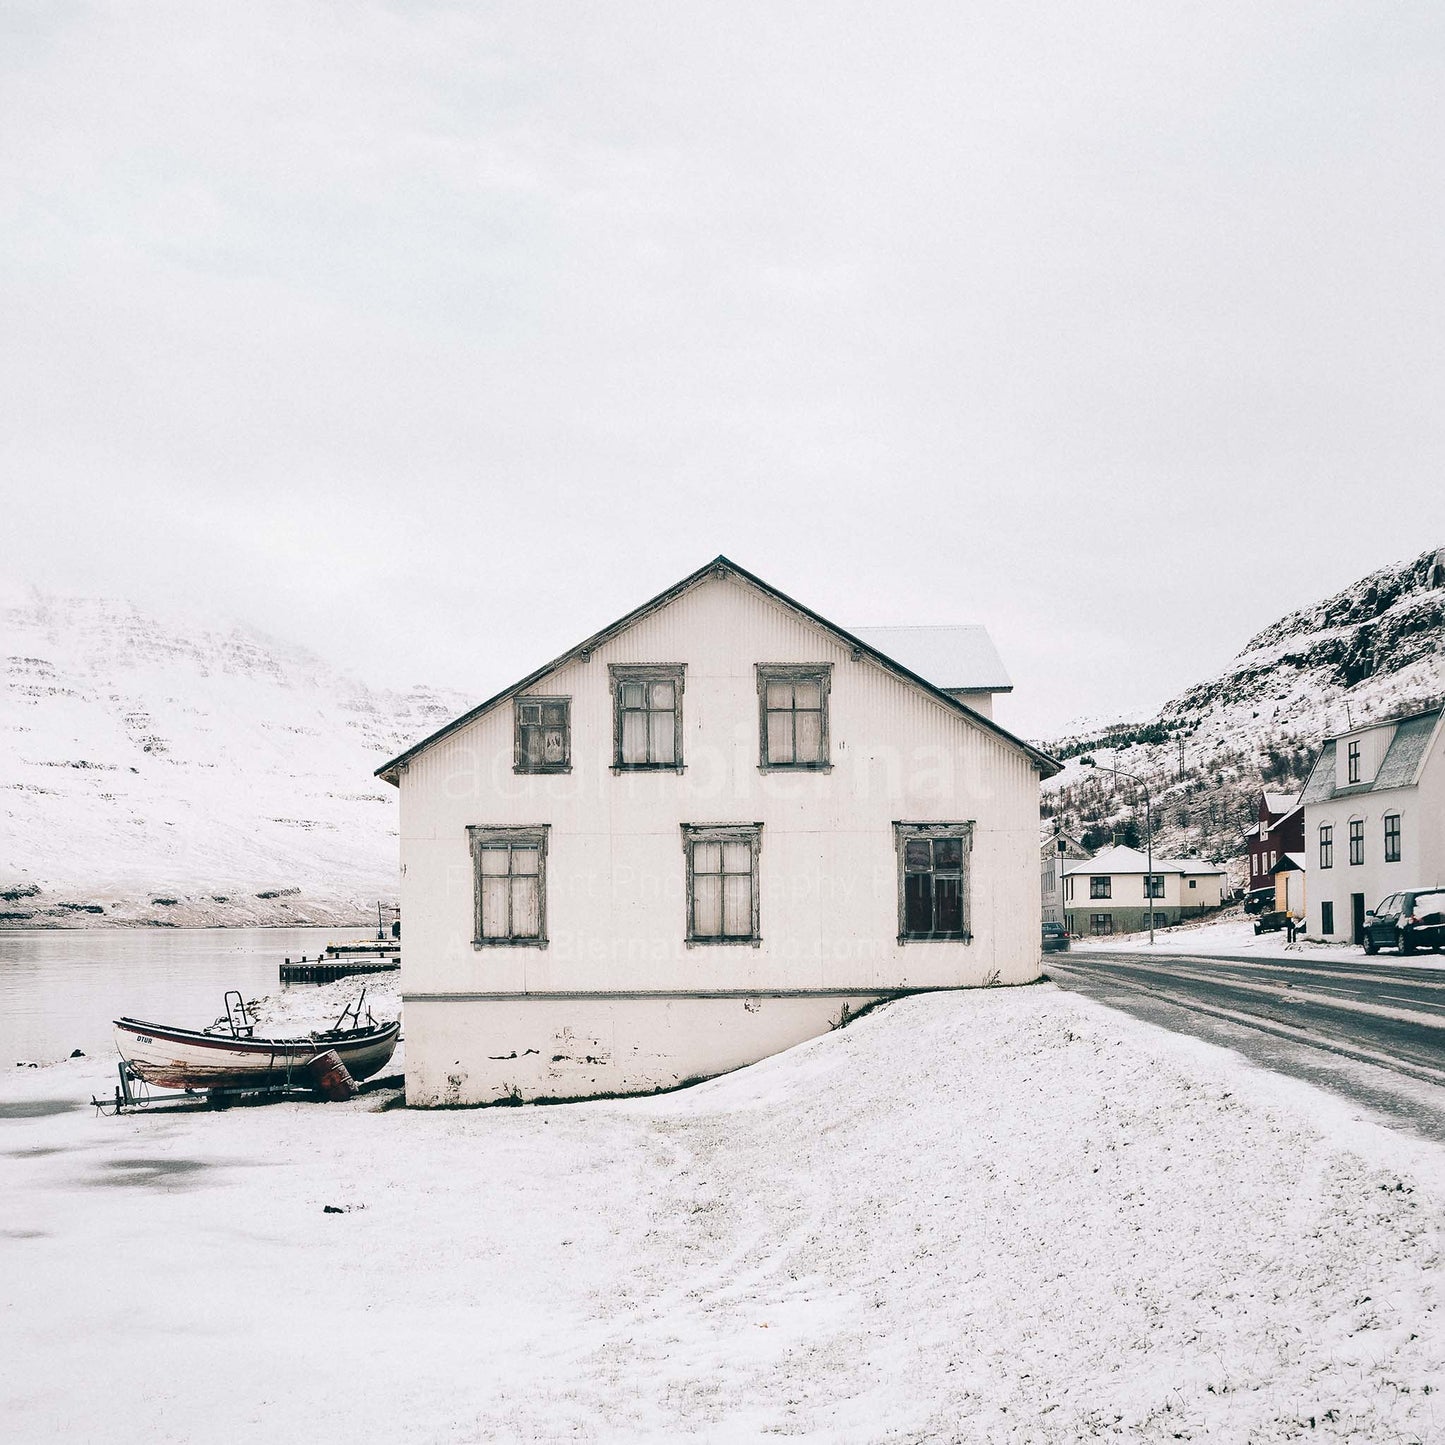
[1043,546,1445,874]
[0,589,472,927]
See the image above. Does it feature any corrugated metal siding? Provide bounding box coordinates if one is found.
[400,572,1041,999]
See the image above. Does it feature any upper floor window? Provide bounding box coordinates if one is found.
[895,823,973,941]
[1090,876,1111,899]
[1347,740,1361,784]
[610,664,685,771]
[1145,874,1164,899]
[682,823,761,945]
[514,697,570,773]
[756,664,832,770]
[1348,818,1364,866]
[1384,813,1401,863]
[468,825,549,948]
[1319,824,1333,869]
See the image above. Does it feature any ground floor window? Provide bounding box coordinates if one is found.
[468,825,549,947]
[1090,913,1113,935]
[682,822,762,944]
[1320,900,1334,935]
[894,823,973,941]
[1142,912,1167,930]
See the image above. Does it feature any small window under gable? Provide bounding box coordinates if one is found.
[610,664,685,772]
[756,664,832,771]
[514,697,570,773]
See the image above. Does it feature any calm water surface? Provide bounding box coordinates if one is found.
[0,927,343,1064]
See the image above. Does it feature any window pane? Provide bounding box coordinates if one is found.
[693,842,721,873]
[723,874,751,936]
[721,842,750,873]
[765,681,793,708]
[694,874,722,936]
[481,876,509,936]
[904,839,932,873]
[649,710,674,764]
[512,876,539,937]
[933,837,963,871]
[766,710,794,764]
[542,728,565,764]
[622,683,645,708]
[650,681,674,708]
[522,728,544,767]
[479,846,509,876]
[904,873,934,932]
[542,702,566,725]
[935,877,963,932]
[795,710,822,763]
[520,703,541,724]
[793,680,821,708]
[621,710,648,763]
[511,846,539,876]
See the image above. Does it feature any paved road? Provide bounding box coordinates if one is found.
[1046,949,1445,1141]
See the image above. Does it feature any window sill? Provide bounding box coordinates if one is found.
[513,766,572,776]
[472,938,549,950]
[685,937,762,948]
[897,933,972,944]
[612,764,686,774]
[757,762,833,774]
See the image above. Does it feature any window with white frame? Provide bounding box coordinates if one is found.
[682,823,761,944]
[610,664,685,771]
[469,825,549,947]
[756,664,831,770]
[895,823,973,941]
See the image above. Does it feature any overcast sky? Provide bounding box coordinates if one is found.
[3,2,1443,739]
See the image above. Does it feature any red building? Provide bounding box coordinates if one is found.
[1245,791,1303,909]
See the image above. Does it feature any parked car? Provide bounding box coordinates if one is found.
[1362,889,1445,955]
[1041,921,1070,953]
[1253,911,1291,935]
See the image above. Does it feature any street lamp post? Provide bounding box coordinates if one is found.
[1080,753,1154,946]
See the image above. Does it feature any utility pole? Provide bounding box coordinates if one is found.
[1080,753,1155,946]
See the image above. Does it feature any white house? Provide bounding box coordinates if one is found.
[1300,706,1445,943]
[377,556,1059,1106]
[1062,845,1226,936]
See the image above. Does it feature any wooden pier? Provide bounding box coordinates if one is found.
[279,953,401,984]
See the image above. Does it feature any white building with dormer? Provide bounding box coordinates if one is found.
[1300,706,1445,943]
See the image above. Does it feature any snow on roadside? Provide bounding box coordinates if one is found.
[3,986,1443,1443]
[1073,912,1445,966]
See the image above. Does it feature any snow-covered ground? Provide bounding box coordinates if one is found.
[4,982,1443,1442]
[1072,912,1444,965]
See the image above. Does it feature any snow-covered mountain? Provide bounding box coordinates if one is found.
[1044,546,1445,872]
[1,588,472,927]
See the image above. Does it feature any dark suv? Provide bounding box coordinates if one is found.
[1042,921,1070,953]
[1362,889,1445,955]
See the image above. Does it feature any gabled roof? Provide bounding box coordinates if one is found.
[847,626,1012,693]
[1262,791,1299,816]
[1299,707,1443,806]
[1063,845,1226,877]
[1270,852,1308,874]
[375,555,1060,784]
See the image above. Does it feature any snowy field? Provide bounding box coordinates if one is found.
[4,981,1444,1443]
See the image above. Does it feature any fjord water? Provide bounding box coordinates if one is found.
[0,927,340,1064]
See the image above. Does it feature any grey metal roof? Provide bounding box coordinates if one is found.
[1299,708,1442,805]
[1374,710,1441,790]
[1299,741,1337,806]
[848,625,1012,692]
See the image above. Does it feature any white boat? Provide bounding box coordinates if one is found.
[113,993,400,1092]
